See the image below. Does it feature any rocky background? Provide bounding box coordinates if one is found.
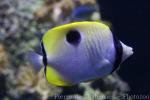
[0,0,131,100]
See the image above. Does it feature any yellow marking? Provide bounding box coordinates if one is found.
[42,21,109,57]
[49,21,109,31]
[45,65,71,86]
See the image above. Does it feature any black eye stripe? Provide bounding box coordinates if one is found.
[110,28,123,73]
[41,42,47,74]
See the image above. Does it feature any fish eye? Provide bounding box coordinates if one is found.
[66,30,81,45]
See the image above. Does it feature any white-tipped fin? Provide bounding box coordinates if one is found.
[120,42,133,62]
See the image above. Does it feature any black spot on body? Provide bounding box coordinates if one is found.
[66,30,81,46]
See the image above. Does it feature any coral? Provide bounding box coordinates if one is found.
[34,0,99,24]
[0,44,8,73]
[78,0,96,5]
[34,0,75,23]
[90,74,130,100]
[10,64,62,100]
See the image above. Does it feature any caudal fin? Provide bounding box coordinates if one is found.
[120,42,133,62]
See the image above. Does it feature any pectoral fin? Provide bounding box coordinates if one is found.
[96,59,111,69]
[96,59,113,76]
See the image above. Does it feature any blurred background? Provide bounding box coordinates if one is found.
[0,0,149,100]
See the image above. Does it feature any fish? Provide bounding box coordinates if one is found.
[36,21,133,86]
[71,5,97,20]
